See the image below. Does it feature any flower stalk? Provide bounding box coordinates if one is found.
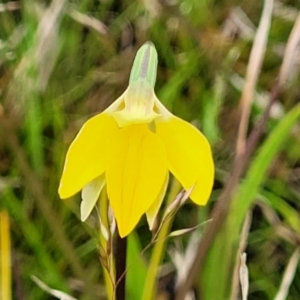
[142,179,181,300]
[114,230,127,300]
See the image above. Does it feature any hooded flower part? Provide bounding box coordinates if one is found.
[59,42,214,237]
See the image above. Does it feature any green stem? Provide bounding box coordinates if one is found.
[99,190,114,300]
[141,179,181,300]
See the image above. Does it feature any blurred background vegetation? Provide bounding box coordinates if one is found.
[1,0,300,299]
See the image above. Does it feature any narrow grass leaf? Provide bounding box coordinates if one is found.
[232,102,300,230]
[126,232,147,300]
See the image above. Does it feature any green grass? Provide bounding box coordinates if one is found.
[1,0,300,299]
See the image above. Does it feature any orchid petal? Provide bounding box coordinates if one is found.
[156,116,214,205]
[106,124,167,237]
[146,172,169,230]
[59,113,118,199]
[81,174,106,221]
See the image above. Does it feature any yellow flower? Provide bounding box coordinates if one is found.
[58,42,214,237]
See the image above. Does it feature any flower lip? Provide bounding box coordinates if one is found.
[111,81,161,127]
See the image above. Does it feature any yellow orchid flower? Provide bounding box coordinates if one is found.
[58,42,214,237]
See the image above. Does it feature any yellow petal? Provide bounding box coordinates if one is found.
[156,116,214,205]
[80,174,106,221]
[146,172,169,230]
[59,113,118,199]
[106,124,167,237]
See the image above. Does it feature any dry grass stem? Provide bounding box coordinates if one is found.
[279,13,300,87]
[239,253,249,300]
[258,202,300,246]
[230,211,252,300]
[68,9,108,35]
[32,276,77,300]
[273,1,299,22]
[222,7,255,41]
[274,248,300,300]
[0,1,20,12]
[236,0,274,157]
[6,0,66,114]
